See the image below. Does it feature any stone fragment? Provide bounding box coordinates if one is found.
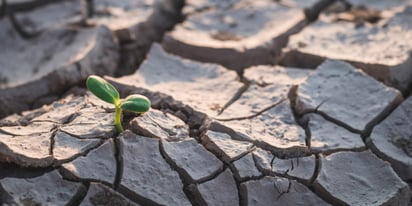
[368,96,412,180]
[314,151,411,205]
[0,122,55,136]
[53,131,101,165]
[197,169,239,206]
[284,8,412,91]
[60,107,115,139]
[202,130,255,163]
[80,183,138,206]
[232,153,261,181]
[32,95,87,123]
[0,170,83,205]
[130,109,189,141]
[296,60,403,133]
[119,131,191,206]
[163,0,306,71]
[241,176,330,206]
[218,66,310,119]
[307,113,365,153]
[114,44,243,117]
[0,132,53,167]
[0,23,118,118]
[61,139,116,185]
[210,100,308,156]
[281,0,322,9]
[162,138,223,182]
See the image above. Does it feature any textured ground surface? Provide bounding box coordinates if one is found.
[0,0,412,205]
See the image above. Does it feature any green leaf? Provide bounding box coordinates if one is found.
[86,75,120,105]
[120,94,151,113]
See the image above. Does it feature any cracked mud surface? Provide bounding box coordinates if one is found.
[1,0,412,205]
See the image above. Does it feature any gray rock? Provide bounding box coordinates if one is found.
[129,109,189,141]
[53,131,101,165]
[252,148,316,183]
[296,60,403,133]
[119,131,191,206]
[368,96,412,180]
[0,132,53,167]
[314,151,412,205]
[219,65,310,119]
[60,107,115,139]
[114,44,244,117]
[0,122,55,136]
[307,113,365,153]
[0,170,83,205]
[284,9,412,92]
[197,169,239,206]
[0,23,118,118]
[210,100,308,156]
[80,183,138,206]
[162,138,223,182]
[232,153,261,181]
[202,130,255,163]
[61,139,116,185]
[162,0,306,71]
[241,176,330,206]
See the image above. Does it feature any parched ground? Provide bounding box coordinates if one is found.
[0,0,412,205]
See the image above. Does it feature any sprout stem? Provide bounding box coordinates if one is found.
[115,106,124,133]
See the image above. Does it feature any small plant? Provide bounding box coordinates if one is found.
[86,75,151,133]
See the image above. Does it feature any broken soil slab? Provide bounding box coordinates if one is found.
[183,0,240,15]
[0,22,118,118]
[202,130,255,163]
[118,131,191,206]
[162,138,223,182]
[296,60,403,134]
[32,95,87,123]
[218,65,311,119]
[0,170,84,205]
[0,122,55,136]
[314,150,412,205]
[195,169,239,206]
[162,0,306,71]
[252,148,316,183]
[80,182,139,206]
[368,96,412,180]
[113,44,244,117]
[210,100,308,157]
[283,7,412,92]
[60,139,116,185]
[129,109,189,141]
[345,0,411,10]
[306,113,365,153]
[53,131,101,165]
[60,107,115,139]
[240,176,330,206]
[232,152,261,181]
[0,132,53,167]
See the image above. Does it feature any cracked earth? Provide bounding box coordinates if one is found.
[1,0,412,205]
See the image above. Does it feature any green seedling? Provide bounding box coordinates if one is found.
[86,75,151,133]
